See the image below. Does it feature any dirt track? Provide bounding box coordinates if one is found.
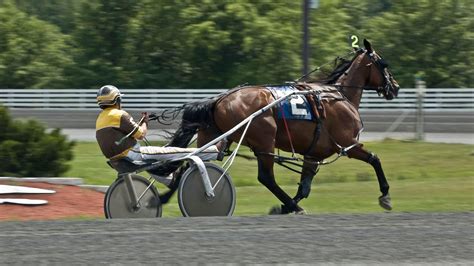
[0,212,472,264]
[0,181,104,221]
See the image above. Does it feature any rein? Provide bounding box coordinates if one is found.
[154,48,391,175]
[153,106,184,126]
[294,49,358,83]
[335,84,386,94]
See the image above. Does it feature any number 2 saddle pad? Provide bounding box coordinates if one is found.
[266,86,314,121]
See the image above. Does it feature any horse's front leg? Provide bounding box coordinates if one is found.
[293,158,319,204]
[347,145,392,210]
[257,155,305,214]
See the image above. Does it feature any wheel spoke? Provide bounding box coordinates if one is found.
[137,179,156,203]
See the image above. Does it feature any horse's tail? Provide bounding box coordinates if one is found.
[168,99,217,148]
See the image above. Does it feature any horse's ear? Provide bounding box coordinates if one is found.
[363,39,373,52]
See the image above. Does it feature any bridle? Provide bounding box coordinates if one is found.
[364,49,396,98]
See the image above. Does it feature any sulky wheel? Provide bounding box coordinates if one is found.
[104,174,162,218]
[178,162,236,217]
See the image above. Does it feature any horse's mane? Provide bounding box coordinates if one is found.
[321,58,352,85]
[304,52,359,85]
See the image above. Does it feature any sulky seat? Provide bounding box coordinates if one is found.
[107,157,154,174]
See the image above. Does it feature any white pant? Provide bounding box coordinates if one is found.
[126,144,219,162]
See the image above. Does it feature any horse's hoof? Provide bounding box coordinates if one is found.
[379,194,392,211]
[269,205,282,215]
[269,205,306,215]
[294,209,307,215]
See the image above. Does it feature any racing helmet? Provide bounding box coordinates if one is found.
[97,85,123,108]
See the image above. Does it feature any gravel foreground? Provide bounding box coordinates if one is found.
[0,212,472,265]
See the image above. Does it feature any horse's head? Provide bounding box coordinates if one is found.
[360,39,400,100]
[364,39,400,100]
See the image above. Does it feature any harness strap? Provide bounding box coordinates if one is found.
[315,94,326,118]
[296,83,323,119]
[294,84,326,156]
[275,159,304,175]
[304,117,322,155]
[278,103,296,156]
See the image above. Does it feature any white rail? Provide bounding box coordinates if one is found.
[0,88,472,110]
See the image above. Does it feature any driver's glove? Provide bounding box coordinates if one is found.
[141,112,149,125]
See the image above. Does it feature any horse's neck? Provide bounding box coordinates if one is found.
[336,60,367,109]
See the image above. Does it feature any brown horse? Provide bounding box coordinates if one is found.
[167,39,400,214]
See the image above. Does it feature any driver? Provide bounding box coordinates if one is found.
[95,85,221,186]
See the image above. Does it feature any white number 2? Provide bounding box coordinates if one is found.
[290,96,308,116]
[350,35,360,49]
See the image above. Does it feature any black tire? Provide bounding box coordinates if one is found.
[104,174,162,219]
[178,162,236,217]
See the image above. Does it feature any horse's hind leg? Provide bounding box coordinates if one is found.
[293,158,319,204]
[347,145,392,210]
[257,155,305,214]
